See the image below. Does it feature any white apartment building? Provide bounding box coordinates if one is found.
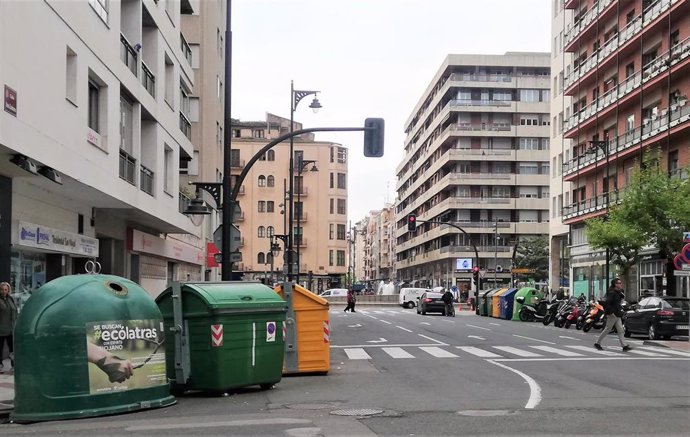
[0,0,202,302]
[396,53,551,296]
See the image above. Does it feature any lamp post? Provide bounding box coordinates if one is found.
[288,81,321,282]
[587,137,610,292]
[294,156,318,285]
[269,235,281,285]
[493,220,500,287]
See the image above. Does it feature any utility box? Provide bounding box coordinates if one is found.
[274,283,330,374]
[156,282,287,392]
[12,274,173,422]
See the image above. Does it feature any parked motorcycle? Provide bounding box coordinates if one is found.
[564,296,586,329]
[516,296,549,322]
[553,298,574,328]
[542,298,563,326]
[582,300,606,332]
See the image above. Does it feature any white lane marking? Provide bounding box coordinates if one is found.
[419,346,459,358]
[418,334,447,345]
[467,335,485,340]
[127,418,312,431]
[566,345,624,356]
[420,322,431,326]
[639,347,690,357]
[382,347,415,359]
[489,323,501,326]
[374,311,385,314]
[344,348,371,360]
[624,348,672,357]
[493,346,543,357]
[347,324,362,328]
[493,357,690,362]
[488,360,541,409]
[396,326,413,332]
[466,324,491,331]
[331,343,441,348]
[457,346,502,358]
[380,320,392,325]
[530,345,584,357]
[441,319,455,323]
[559,335,581,341]
[512,334,556,345]
[366,338,388,343]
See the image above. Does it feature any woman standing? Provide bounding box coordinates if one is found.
[0,282,18,371]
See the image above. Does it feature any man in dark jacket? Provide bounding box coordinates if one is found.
[594,278,631,351]
[442,289,454,316]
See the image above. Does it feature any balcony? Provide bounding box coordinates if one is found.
[180,33,193,66]
[236,185,245,196]
[295,186,309,197]
[179,112,191,140]
[141,62,155,98]
[119,149,136,185]
[295,237,308,248]
[563,0,615,48]
[296,212,308,222]
[230,159,246,169]
[562,191,622,221]
[140,165,154,196]
[449,72,513,83]
[234,212,245,221]
[120,34,138,77]
[452,123,514,133]
[179,190,191,214]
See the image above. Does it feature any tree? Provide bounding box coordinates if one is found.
[586,157,690,296]
[513,236,549,282]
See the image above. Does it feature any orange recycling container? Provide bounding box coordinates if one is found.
[274,283,330,374]
[492,288,509,318]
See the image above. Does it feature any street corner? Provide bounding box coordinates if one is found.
[642,339,690,351]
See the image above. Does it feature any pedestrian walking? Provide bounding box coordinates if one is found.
[0,282,18,372]
[344,289,356,313]
[594,278,631,351]
[442,289,455,316]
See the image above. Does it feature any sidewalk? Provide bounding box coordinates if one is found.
[0,358,14,419]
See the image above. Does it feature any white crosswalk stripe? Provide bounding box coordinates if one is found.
[419,346,459,358]
[344,348,371,360]
[382,347,415,359]
[530,345,584,357]
[624,348,671,357]
[639,347,690,357]
[565,345,624,356]
[492,346,543,357]
[456,346,502,358]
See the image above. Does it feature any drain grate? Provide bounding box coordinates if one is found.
[330,408,384,417]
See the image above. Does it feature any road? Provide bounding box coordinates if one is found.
[2,306,689,436]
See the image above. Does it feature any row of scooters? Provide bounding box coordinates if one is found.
[516,295,628,331]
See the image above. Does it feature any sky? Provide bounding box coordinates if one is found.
[231,0,552,223]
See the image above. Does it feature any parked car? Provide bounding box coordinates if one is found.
[416,292,445,315]
[624,297,690,340]
[399,287,430,308]
[319,288,348,298]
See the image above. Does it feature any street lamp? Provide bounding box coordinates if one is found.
[294,156,318,285]
[586,137,610,293]
[288,81,321,282]
[269,235,281,284]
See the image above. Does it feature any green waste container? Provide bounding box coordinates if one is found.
[156,282,287,393]
[12,274,174,422]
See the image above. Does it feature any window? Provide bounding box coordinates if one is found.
[519,138,540,150]
[180,151,199,176]
[164,55,174,106]
[337,173,346,189]
[258,201,265,213]
[258,226,266,238]
[163,145,173,194]
[336,250,346,266]
[330,198,334,214]
[257,253,265,264]
[267,175,275,187]
[217,76,222,100]
[253,130,264,138]
[519,163,539,174]
[337,224,346,240]
[336,147,347,163]
[626,114,635,132]
[267,226,274,237]
[330,173,334,188]
[233,129,241,138]
[88,0,108,23]
[519,187,538,198]
[329,224,334,240]
[189,44,200,69]
[329,250,334,266]
[66,47,77,104]
[120,95,134,153]
[520,114,539,125]
[519,89,540,102]
[88,80,101,132]
[258,175,266,187]
[267,201,274,213]
[267,150,275,161]
[337,199,346,215]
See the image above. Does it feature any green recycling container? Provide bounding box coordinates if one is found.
[12,274,174,422]
[156,282,287,392]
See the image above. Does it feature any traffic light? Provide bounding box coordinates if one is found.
[363,118,385,157]
[472,266,480,286]
[407,214,417,232]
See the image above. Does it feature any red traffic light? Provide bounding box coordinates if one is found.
[407,214,417,231]
[472,266,480,273]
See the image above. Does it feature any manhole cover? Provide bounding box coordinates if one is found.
[331,408,384,417]
[457,410,515,417]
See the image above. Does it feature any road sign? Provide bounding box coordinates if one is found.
[683,231,690,242]
[213,224,242,252]
[479,269,487,279]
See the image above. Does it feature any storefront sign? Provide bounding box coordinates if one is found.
[206,242,220,267]
[129,229,204,265]
[4,85,17,116]
[17,221,99,256]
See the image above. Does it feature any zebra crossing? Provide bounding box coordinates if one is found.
[338,344,690,361]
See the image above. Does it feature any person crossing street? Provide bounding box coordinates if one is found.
[594,278,631,352]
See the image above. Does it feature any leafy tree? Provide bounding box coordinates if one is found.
[586,157,690,296]
[513,235,549,282]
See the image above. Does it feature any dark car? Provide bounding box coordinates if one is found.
[416,292,445,315]
[624,297,690,340]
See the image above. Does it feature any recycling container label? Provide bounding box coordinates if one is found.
[85,320,167,394]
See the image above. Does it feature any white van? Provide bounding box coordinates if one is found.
[319,288,348,298]
[399,288,431,308]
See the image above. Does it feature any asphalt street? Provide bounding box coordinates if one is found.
[1,306,688,436]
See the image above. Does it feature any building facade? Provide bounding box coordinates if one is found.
[0,0,203,305]
[230,115,348,293]
[556,0,690,299]
[395,53,551,295]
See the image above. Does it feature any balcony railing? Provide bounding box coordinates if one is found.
[141,62,155,97]
[563,0,614,47]
[179,190,191,214]
[179,112,191,140]
[180,33,193,66]
[230,159,246,168]
[562,190,622,220]
[449,72,513,82]
[140,165,154,196]
[119,149,136,185]
[120,34,138,77]
[452,122,512,132]
[450,99,512,107]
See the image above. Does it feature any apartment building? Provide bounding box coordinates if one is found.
[229,114,348,293]
[348,221,366,288]
[357,206,396,289]
[396,53,551,295]
[556,0,690,298]
[0,0,203,301]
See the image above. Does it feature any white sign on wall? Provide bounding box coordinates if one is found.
[129,229,204,266]
[17,221,99,257]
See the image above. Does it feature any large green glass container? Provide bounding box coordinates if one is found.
[12,274,174,422]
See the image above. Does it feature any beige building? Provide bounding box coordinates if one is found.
[230,115,349,293]
[357,206,396,290]
[395,53,551,293]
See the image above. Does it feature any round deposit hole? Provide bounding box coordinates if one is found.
[330,408,384,417]
[457,410,516,417]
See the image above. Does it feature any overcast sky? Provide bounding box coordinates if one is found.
[231,0,551,223]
